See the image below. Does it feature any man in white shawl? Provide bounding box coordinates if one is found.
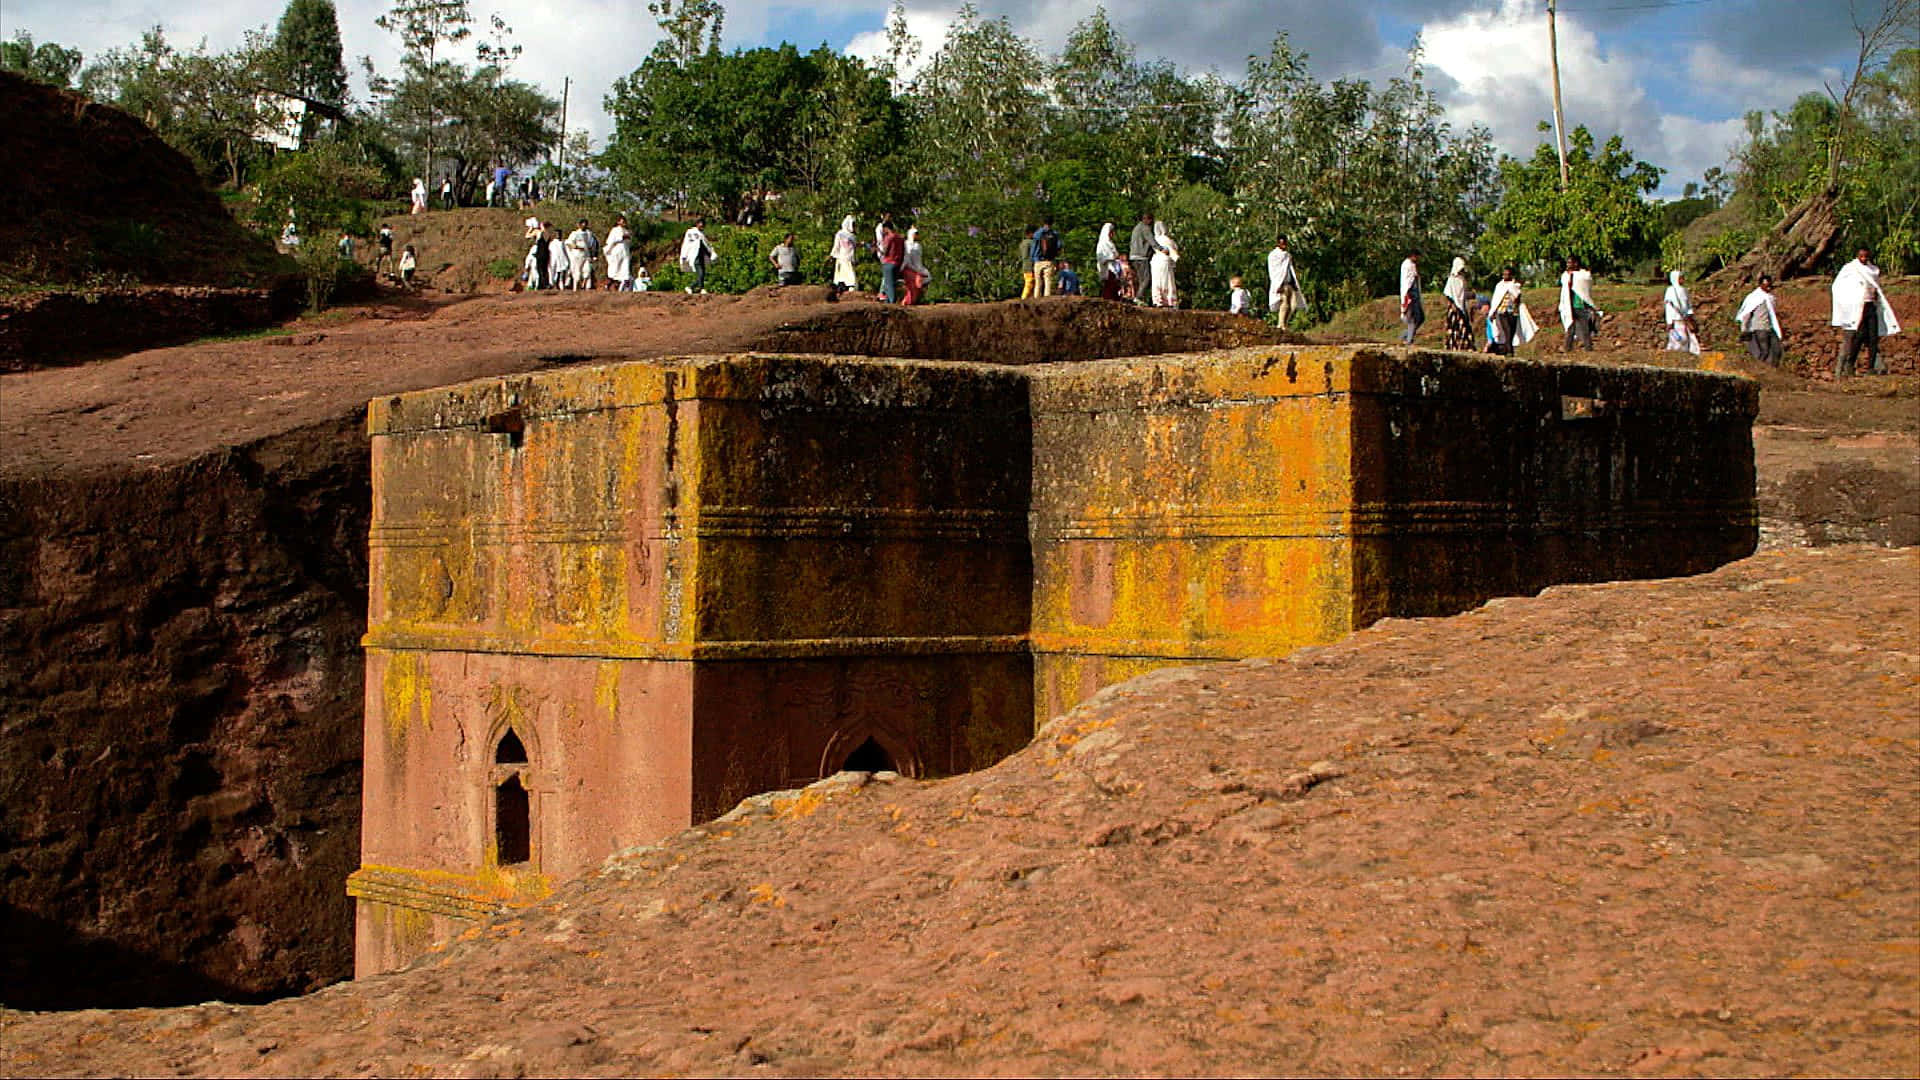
[566,218,597,291]
[1558,256,1600,351]
[1268,237,1302,329]
[1832,248,1901,376]
[1398,251,1423,343]
[1663,270,1699,354]
[605,215,632,291]
[1487,265,1537,356]
[830,215,859,295]
[1150,220,1180,308]
[1735,274,1783,366]
[679,218,716,293]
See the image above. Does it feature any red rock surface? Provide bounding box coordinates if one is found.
[4,545,1914,1078]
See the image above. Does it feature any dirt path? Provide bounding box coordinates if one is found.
[4,545,1913,1078]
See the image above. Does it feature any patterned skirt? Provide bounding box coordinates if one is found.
[1445,304,1474,350]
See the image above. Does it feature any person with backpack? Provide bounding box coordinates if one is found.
[1032,218,1063,297]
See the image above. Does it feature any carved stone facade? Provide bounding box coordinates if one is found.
[351,347,1757,973]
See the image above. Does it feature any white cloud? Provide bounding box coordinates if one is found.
[1415,0,1806,196]
[844,7,951,83]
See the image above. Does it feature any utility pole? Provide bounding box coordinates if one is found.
[1547,0,1571,190]
[557,76,570,176]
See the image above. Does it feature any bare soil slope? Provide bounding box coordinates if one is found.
[4,546,1913,1078]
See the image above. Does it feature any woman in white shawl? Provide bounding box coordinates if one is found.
[1150,220,1180,308]
[605,215,632,291]
[1487,265,1536,356]
[1663,270,1699,353]
[1443,257,1473,350]
[1095,223,1121,300]
[1832,247,1901,376]
[678,218,716,293]
[830,215,859,295]
[901,226,930,305]
[410,178,428,215]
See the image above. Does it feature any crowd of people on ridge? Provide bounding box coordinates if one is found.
[362,180,1909,376]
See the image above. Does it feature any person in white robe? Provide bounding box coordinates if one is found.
[1735,274,1784,366]
[1663,270,1699,353]
[410,178,428,215]
[1095,223,1120,297]
[1442,256,1474,349]
[831,215,860,294]
[1557,256,1600,351]
[1150,220,1180,308]
[1268,237,1302,328]
[605,216,632,291]
[566,219,596,291]
[1487,266,1537,355]
[1831,248,1901,376]
[547,231,571,289]
[902,226,931,305]
[1398,252,1424,343]
[679,218,716,293]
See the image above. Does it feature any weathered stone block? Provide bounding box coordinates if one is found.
[353,345,1757,973]
[351,355,1035,974]
[1027,347,1757,718]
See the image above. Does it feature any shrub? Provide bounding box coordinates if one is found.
[486,257,521,281]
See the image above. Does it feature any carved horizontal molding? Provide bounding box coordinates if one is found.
[346,866,508,922]
[363,631,1032,662]
[1033,501,1756,540]
[371,505,1027,546]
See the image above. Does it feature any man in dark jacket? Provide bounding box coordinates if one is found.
[1129,213,1159,306]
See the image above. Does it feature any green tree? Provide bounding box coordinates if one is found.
[647,0,725,67]
[372,0,474,184]
[2,31,83,88]
[602,44,903,220]
[1478,125,1662,276]
[1221,34,1497,314]
[272,0,347,106]
[253,140,386,308]
[80,27,289,188]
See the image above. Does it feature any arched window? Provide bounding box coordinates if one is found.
[491,729,533,866]
[841,736,896,774]
[494,774,530,865]
[495,729,528,764]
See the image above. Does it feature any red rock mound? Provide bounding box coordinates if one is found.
[0,71,283,289]
[4,546,1913,1077]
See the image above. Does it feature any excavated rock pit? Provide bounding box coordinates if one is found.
[0,294,1287,1010]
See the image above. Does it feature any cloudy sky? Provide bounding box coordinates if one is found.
[5,0,1882,197]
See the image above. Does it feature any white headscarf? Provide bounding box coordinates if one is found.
[1444,257,1469,311]
[831,216,857,260]
[1663,270,1692,325]
[1831,257,1902,334]
[1153,220,1178,261]
[679,223,712,270]
[904,227,929,278]
[1399,257,1420,300]
[1096,223,1118,265]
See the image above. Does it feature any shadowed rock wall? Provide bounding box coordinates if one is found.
[0,416,367,1009]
